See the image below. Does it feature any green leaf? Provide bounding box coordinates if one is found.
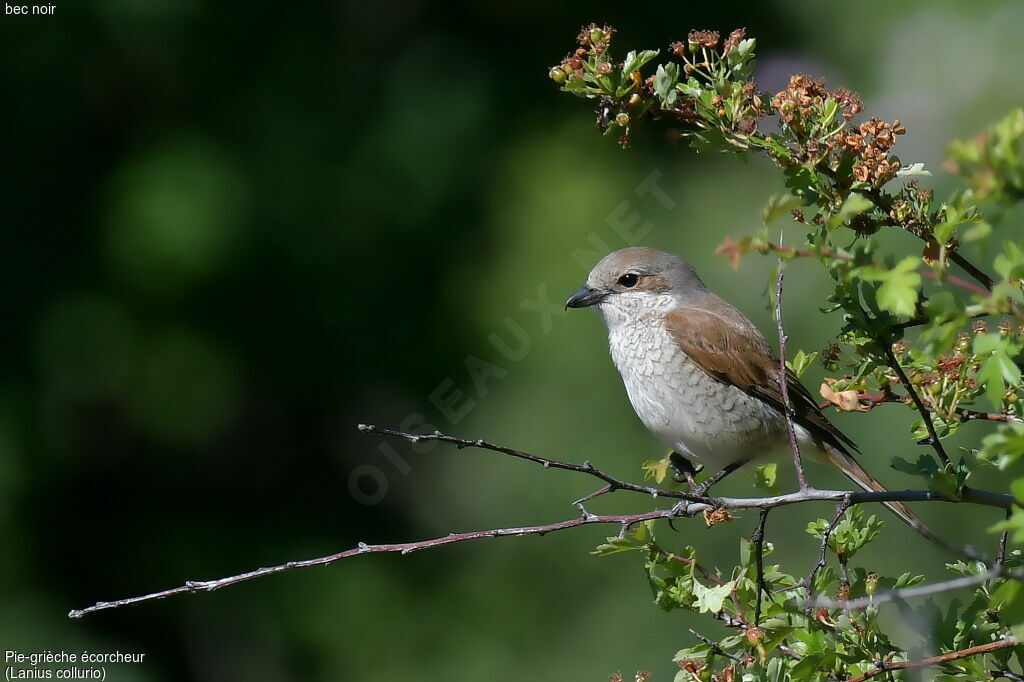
[1012,478,1024,506]
[992,580,1024,627]
[856,256,921,317]
[754,463,778,490]
[642,454,672,484]
[891,456,923,477]
[896,162,932,177]
[995,241,1024,280]
[991,508,1024,543]
[653,62,679,105]
[691,578,736,613]
[827,193,873,231]
[978,424,1024,468]
[620,49,659,78]
[761,193,804,225]
[788,349,819,377]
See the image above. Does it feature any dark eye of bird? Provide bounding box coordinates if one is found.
[618,273,639,288]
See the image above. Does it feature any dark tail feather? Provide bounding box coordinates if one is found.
[821,443,950,549]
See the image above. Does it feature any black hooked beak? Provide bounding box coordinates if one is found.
[565,284,610,310]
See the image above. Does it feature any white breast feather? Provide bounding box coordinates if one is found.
[599,293,801,472]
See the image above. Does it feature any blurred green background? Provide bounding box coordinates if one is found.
[2,1,1024,679]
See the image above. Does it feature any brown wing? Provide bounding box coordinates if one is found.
[664,301,858,455]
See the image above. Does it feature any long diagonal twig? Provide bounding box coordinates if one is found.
[843,636,1019,682]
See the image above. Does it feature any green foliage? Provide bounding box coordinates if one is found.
[557,24,1024,680]
[805,506,884,559]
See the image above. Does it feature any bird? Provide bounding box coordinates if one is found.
[565,246,935,540]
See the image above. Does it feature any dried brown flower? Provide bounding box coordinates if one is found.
[723,27,747,52]
[832,87,863,119]
[688,29,720,49]
[703,508,734,526]
[678,659,706,673]
[578,23,614,47]
[736,116,757,134]
[938,355,965,376]
[713,664,736,682]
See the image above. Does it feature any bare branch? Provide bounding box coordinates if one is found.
[360,426,1013,511]
[68,506,681,619]
[959,408,1024,425]
[880,340,951,467]
[998,507,1011,566]
[358,424,699,502]
[815,567,1002,611]
[843,637,1019,682]
[68,427,1013,618]
[774,237,810,491]
[753,508,770,625]
[821,391,1024,425]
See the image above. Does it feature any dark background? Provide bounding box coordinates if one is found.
[2,1,1024,679]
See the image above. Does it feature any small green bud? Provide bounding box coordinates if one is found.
[865,573,879,595]
[549,67,566,84]
[590,28,604,45]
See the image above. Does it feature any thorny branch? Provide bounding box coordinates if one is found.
[880,331,952,467]
[69,426,1014,619]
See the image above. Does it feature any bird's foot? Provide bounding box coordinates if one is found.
[669,451,702,487]
[688,458,750,497]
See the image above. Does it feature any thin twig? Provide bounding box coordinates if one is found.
[999,507,1011,566]
[753,508,770,625]
[358,424,699,502]
[959,408,1024,425]
[815,567,1002,611]
[775,237,810,490]
[690,629,743,663]
[826,392,1024,425]
[843,636,1019,682]
[806,499,852,598]
[880,341,951,467]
